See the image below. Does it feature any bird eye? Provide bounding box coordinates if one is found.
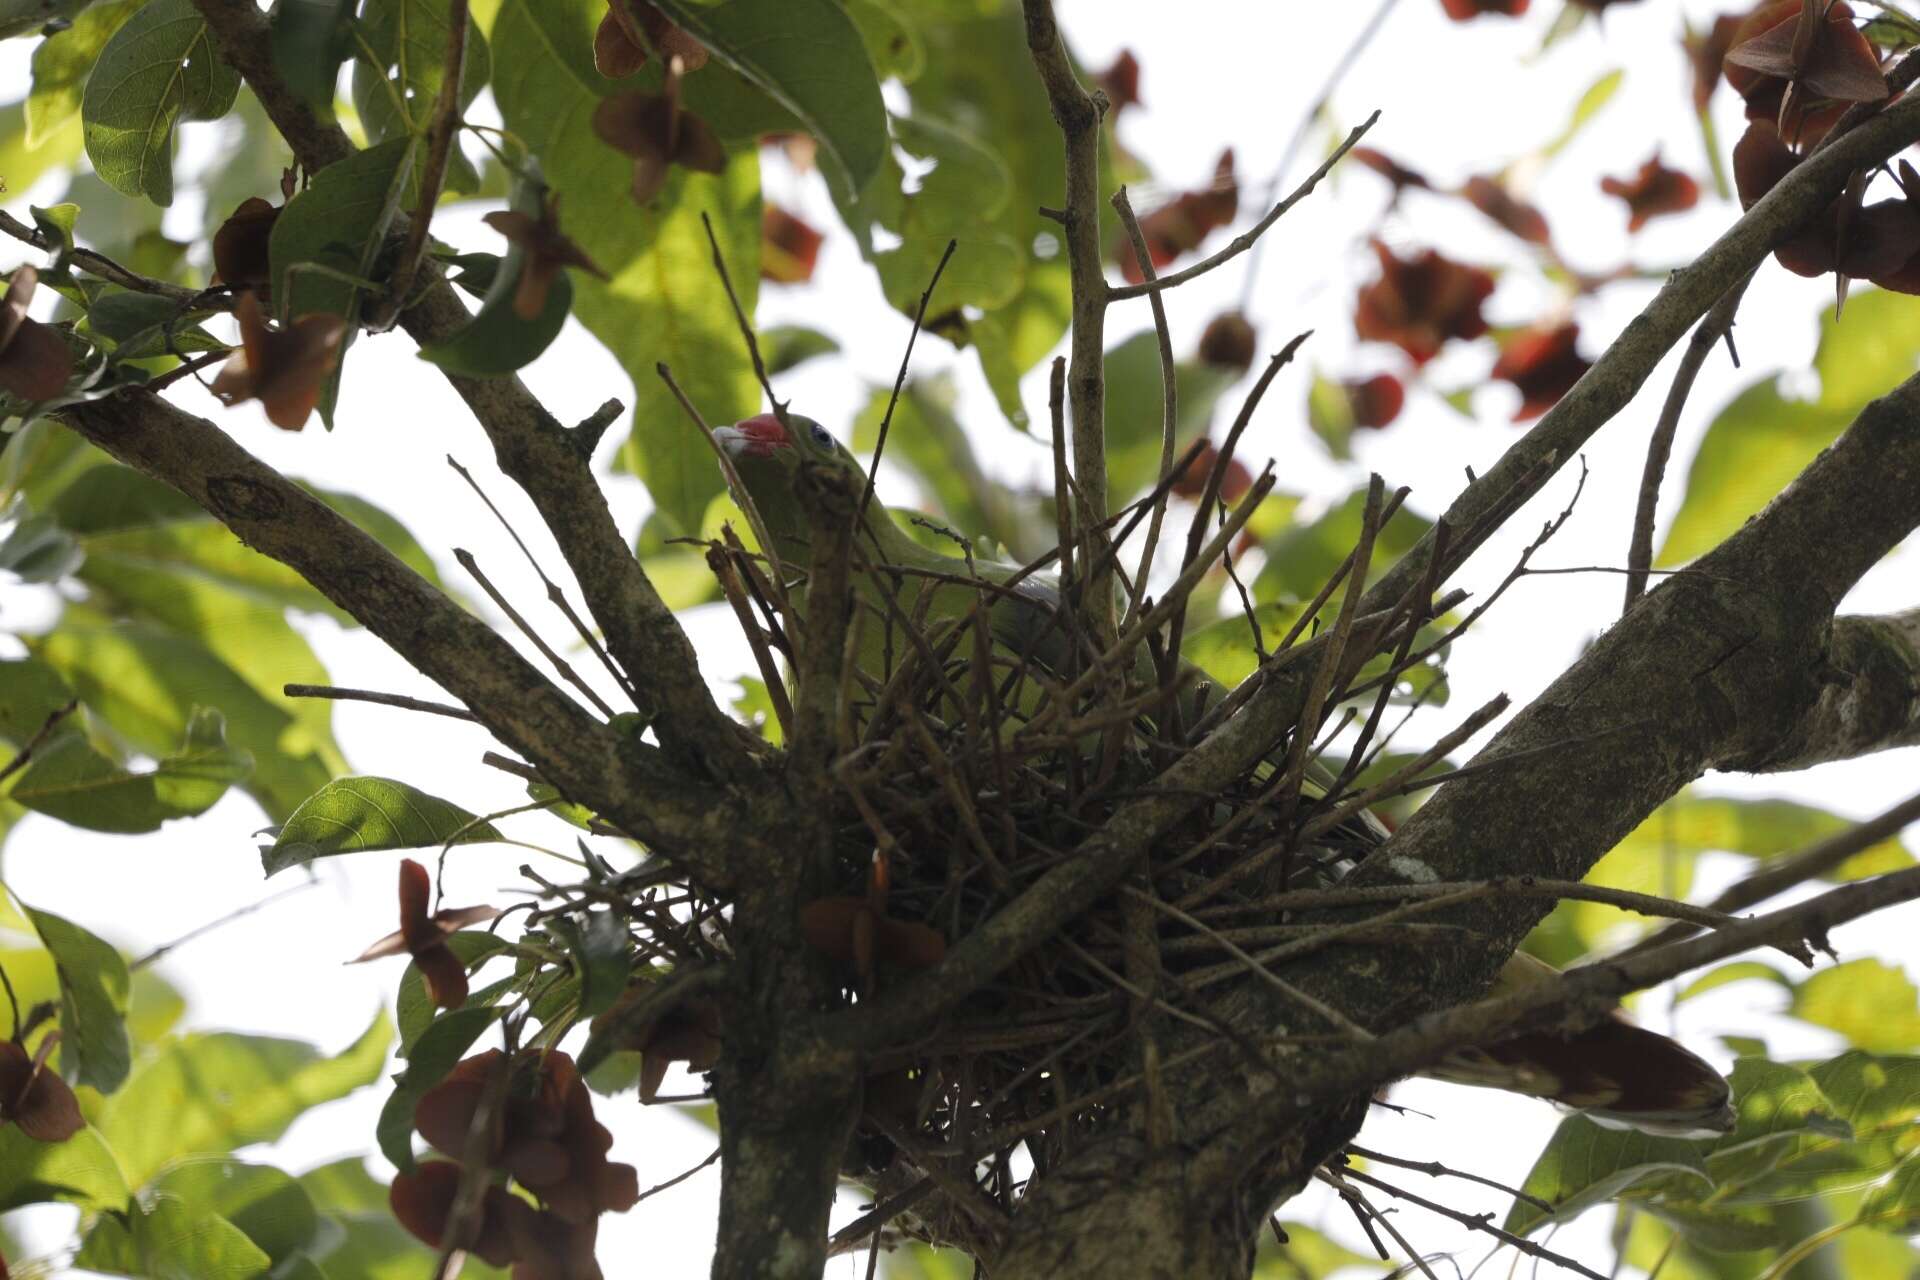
[810,424,833,448]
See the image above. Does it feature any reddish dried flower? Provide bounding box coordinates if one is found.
[1350,147,1430,192]
[212,197,282,294]
[0,267,73,405]
[1492,323,1592,421]
[1732,119,1920,290]
[1115,150,1237,285]
[208,291,347,430]
[588,986,724,1104]
[1725,1,1885,143]
[760,205,824,285]
[800,854,946,979]
[1462,175,1550,245]
[1601,153,1701,231]
[593,0,708,79]
[1197,309,1256,372]
[484,193,608,320]
[592,77,727,206]
[350,859,500,1008]
[1345,373,1405,430]
[389,1161,521,1268]
[506,1200,603,1280]
[1440,0,1529,17]
[1095,49,1142,114]
[414,1051,638,1228]
[1686,13,1747,111]
[0,1034,82,1143]
[1353,241,1496,365]
[1172,443,1253,504]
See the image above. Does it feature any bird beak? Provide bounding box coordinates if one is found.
[714,414,787,459]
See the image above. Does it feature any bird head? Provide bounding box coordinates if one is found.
[714,412,879,566]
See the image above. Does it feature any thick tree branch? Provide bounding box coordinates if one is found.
[1740,608,1920,771]
[187,0,749,778]
[57,391,751,887]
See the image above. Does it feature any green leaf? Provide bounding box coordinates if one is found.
[489,0,761,533]
[270,0,359,110]
[1533,68,1623,165]
[82,287,224,360]
[396,930,511,1054]
[150,1158,321,1267]
[650,0,886,196]
[351,0,492,196]
[11,707,251,833]
[1253,1221,1386,1278]
[96,1008,393,1187]
[1661,291,1920,565]
[268,134,415,425]
[80,0,242,205]
[0,512,85,582]
[1859,1154,1920,1233]
[0,1122,130,1213]
[376,1004,501,1170]
[1504,1117,1714,1238]
[33,613,336,820]
[26,0,145,144]
[1793,960,1920,1053]
[1254,485,1435,610]
[844,0,922,82]
[263,776,505,876]
[1102,331,1239,502]
[76,1191,274,1280]
[23,902,132,1091]
[0,99,84,210]
[1675,961,1795,1006]
[761,324,839,375]
[419,164,573,376]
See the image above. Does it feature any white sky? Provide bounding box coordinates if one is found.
[3,1,1918,1276]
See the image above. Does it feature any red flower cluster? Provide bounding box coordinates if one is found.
[1734,121,1920,293]
[590,984,724,1103]
[800,853,945,980]
[1353,240,1495,365]
[350,860,500,1009]
[1601,153,1700,231]
[593,0,708,80]
[1492,322,1592,420]
[1114,150,1238,285]
[212,170,297,295]
[1440,0,1528,18]
[391,1050,640,1279]
[1724,1,1886,144]
[208,292,346,431]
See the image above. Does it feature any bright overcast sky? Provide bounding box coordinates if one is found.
[2,1,1916,1276]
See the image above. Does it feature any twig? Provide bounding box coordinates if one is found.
[283,683,479,722]
[1344,1143,1552,1213]
[131,880,320,972]
[374,0,470,332]
[1619,786,1920,957]
[446,456,638,702]
[1110,185,1179,632]
[1337,1163,1609,1280]
[146,349,233,393]
[0,209,205,304]
[1623,269,1755,610]
[1109,113,1380,302]
[862,239,958,527]
[1317,1168,1442,1280]
[634,1145,721,1204]
[455,548,617,719]
[0,699,78,789]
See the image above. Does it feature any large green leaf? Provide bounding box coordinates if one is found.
[33,613,336,820]
[1660,290,1920,565]
[1503,1116,1714,1238]
[651,0,886,196]
[75,1192,274,1280]
[375,1004,502,1170]
[10,707,251,833]
[1793,960,1920,1053]
[149,1158,322,1268]
[351,0,492,195]
[96,1008,393,1187]
[489,0,762,533]
[80,0,242,205]
[262,776,505,876]
[23,901,132,1090]
[0,1123,131,1213]
[26,0,146,143]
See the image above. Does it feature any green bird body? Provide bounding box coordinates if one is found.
[713,412,1735,1138]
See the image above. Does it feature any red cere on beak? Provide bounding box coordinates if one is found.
[726,414,791,459]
